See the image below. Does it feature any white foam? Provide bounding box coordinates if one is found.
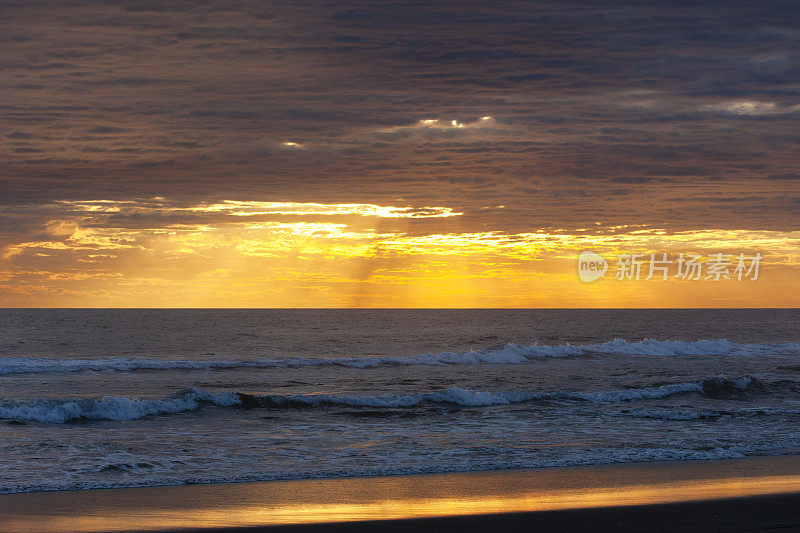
[273,386,534,408]
[0,388,239,423]
[6,443,795,495]
[550,382,704,402]
[2,339,798,376]
[623,408,722,421]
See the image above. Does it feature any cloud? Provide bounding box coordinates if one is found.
[365,116,500,142]
[280,141,305,150]
[51,199,461,219]
[2,1,800,305]
[4,194,800,306]
[702,100,800,116]
[201,201,461,218]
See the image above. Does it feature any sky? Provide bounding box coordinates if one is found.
[1,0,799,307]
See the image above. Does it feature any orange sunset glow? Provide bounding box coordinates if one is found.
[2,197,799,307]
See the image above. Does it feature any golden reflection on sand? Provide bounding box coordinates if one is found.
[3,457,800,532]
[141,475,800,526]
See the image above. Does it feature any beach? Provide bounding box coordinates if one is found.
[2,455,800,532]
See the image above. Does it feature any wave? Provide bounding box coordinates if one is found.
[0,389,240,424]
[7,442,800,495]
[0,377,767,424]
[0,448,749,495]
[621,408,725,421]
[2,339,799,376]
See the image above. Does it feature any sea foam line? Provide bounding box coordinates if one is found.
[1,339,798,376]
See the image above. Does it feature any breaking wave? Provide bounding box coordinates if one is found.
[2,339,799,376]
[0,389,240,424]
[0,376,771,424]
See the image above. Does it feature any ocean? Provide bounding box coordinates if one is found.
[1,308,799,494]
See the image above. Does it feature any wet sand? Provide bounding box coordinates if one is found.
[182,493,800,532]
[1,455,800,532]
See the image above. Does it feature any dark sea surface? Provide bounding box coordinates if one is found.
[1,309,799,493]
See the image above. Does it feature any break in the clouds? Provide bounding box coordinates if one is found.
[365,116,499,142]
[0,0,798,306]
[701,100,800,116]
[3,196,800,307]
[51,199,461,219]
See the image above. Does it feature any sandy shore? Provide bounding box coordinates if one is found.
[1,455,800,532]
[181,493,800,532]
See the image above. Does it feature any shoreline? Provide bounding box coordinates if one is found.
[2,455,800,531]
[178,493,800,532]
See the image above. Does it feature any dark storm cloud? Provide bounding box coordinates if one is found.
[0,0,798,239]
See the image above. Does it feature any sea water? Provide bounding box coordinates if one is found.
[0,308,799,493]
